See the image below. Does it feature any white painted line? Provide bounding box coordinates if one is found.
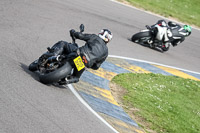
[109,55,200,75]
[109,0,200,31]
[68,55,199,133]
[67,84,119,133]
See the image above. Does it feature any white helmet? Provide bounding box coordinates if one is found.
[98,29,113,43]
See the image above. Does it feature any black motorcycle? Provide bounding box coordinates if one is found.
[131,21,172,52]
[29,24,85,84]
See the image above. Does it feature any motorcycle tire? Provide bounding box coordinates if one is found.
[131,31,151,43]
[39,62,72,84]
[29,60,38,72]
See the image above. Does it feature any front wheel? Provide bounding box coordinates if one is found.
[39,62,72,84]
[131,31,152,43]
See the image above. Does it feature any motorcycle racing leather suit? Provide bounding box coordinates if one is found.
[150,20,188,47]
[54,30,108,85]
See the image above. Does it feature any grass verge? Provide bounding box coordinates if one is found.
[118,0,200,28]
[111,73,200,133]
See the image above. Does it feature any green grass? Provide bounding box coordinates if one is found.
[119,0,200,27]
[112,73,200,133]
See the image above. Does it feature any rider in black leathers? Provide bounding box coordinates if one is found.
[38,28,113,85]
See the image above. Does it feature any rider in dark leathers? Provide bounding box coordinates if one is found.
[38,28,113,85]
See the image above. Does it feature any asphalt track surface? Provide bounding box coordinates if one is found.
[0,0,200,133]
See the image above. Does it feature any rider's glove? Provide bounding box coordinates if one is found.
[70,29,76,38]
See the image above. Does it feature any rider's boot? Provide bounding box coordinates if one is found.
[58,76,79,85]
[58,78,68,85]
[147,39,154,48]
[148,27,158,48]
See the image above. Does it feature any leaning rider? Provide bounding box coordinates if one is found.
[35,28,113,85]
[58,28,113,85]
[148,20,192,47]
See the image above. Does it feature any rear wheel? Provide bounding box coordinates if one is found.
[131,31,152,43]
[39,62,72,84]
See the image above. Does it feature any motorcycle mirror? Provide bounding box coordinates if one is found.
[80,24,84,32]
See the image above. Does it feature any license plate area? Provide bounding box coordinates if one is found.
[73,56,85,71]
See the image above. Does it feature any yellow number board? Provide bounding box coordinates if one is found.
[73,56,85,71]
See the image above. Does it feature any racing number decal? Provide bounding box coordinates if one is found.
[73,56,85,71]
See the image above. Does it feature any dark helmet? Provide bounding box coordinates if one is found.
[183,25,192,36]
[98,29,113,43]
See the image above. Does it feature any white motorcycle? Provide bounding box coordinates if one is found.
[131,20,172,52]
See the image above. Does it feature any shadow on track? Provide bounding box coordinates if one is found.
[127,38,164,53]
[20,63,40,81]
[20,63,66,89]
